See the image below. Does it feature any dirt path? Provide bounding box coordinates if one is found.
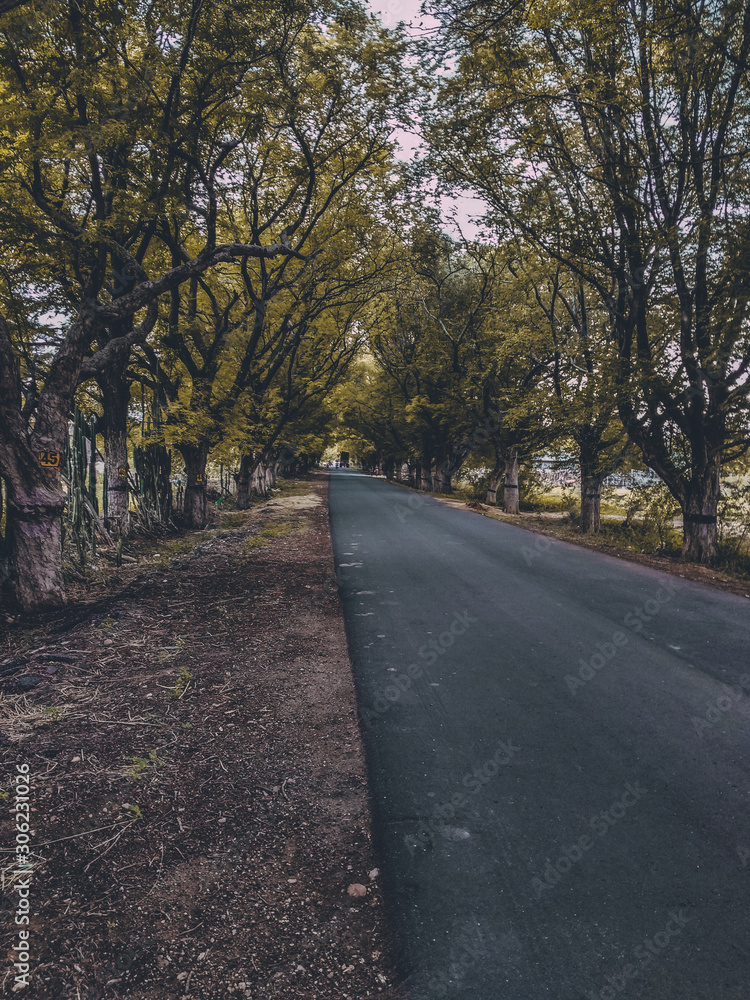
[0,473,405,1000]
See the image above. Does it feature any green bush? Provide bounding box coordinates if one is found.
[450,469,488,501]
[623,482,682,554]
[718,478,750,563]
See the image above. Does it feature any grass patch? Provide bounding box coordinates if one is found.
[242,521,295,552]
[123,749,164,782]
[218,511,252,528]
[594,518,683,557]
[156,639,186,666]
[271,479,316,499]
[717,539,750,578]
[522,493,574,514]
[169,665,193,699]
[449,483,482,501]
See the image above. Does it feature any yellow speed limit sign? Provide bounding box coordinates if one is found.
[39,451,62,468]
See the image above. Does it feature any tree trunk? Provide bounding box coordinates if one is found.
[580,470,605,533]
[252,461,263,496]
[256,460,273,496]
[178,442,209,529]
[432,460,452,493]
[6,479,66,611]
[485,464,503,505]
[0,311,92,611]
[418,458,432,491]
[682,462,720,564]
[98,365,131,537]
[237,455,272,500]
[235,453,254,509]
[431,461,439,492]
[503,449,520,514]
[579,445,606,533]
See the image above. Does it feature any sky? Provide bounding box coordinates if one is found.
[366,0,488,240]
[368,0,437,30]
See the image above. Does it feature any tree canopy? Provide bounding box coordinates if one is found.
[1,0,749,610]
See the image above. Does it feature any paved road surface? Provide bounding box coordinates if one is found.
[328,470,750,1000]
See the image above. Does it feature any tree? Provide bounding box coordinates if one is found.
[0,0,348,608]
[517,252,628,531]
[423,0,750,562]
[365,225,500,491]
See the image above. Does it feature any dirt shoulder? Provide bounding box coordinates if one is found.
[0,473,406,999]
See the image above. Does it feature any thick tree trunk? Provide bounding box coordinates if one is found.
[418,459,432,492]
[0,311,92,610]
[580,471,605,533]
[503,449,520,514]
[255,460,272,497]
[178,442,209,529]
[432,460,452,493]
[235,453,254,509]
[579,449,606,533]
[682,463,720,564]
[6,480,66,611]
[253,461,263,496]
[98,365,131,537]
[485,464,503,505]
[237,454,274,502]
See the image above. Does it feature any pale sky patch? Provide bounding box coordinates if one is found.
[366,0,487,241]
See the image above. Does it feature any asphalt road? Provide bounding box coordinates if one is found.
[328,469,750,1000]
